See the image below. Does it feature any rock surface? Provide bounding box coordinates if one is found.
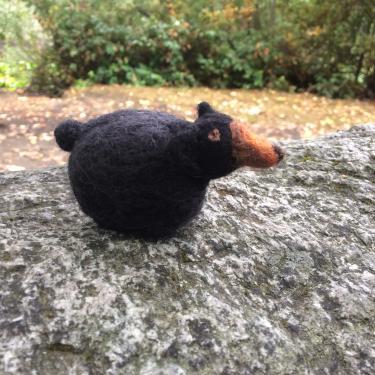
[0,125,374,375]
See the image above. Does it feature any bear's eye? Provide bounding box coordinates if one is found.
[208,128,221,142]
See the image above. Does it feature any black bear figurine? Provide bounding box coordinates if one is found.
[55,102,284,239]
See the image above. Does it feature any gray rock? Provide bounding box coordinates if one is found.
[0,125,374,375]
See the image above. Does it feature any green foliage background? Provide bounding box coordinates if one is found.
[1,0,374,98]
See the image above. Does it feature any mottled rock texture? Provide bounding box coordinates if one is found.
[1,125,374,375]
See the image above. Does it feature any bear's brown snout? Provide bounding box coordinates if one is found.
[230,121,285,169]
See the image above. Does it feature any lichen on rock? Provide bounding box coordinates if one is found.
[0,125,374,374]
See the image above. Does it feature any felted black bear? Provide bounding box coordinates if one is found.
[55,102,284,239]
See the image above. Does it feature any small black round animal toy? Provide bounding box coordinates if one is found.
[55,102,284,239]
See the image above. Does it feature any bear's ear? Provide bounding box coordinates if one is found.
[197,102,214,118]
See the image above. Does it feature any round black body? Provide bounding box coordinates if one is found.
[68,110,209,238]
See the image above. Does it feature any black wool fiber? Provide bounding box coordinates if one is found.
[55,104,237,239]
[54,119,82,152]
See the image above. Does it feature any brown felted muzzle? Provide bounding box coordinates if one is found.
[230,121,284,168]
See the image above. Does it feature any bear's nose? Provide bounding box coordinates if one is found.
[273,144,285,162]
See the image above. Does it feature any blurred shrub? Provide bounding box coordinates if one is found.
[27,49,72,96]
[0,0,48,90]
[263,0,375,99]
[11,0,375,98]
[0,61,35,89]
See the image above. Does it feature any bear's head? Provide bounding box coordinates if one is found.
[195,102,284,179]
